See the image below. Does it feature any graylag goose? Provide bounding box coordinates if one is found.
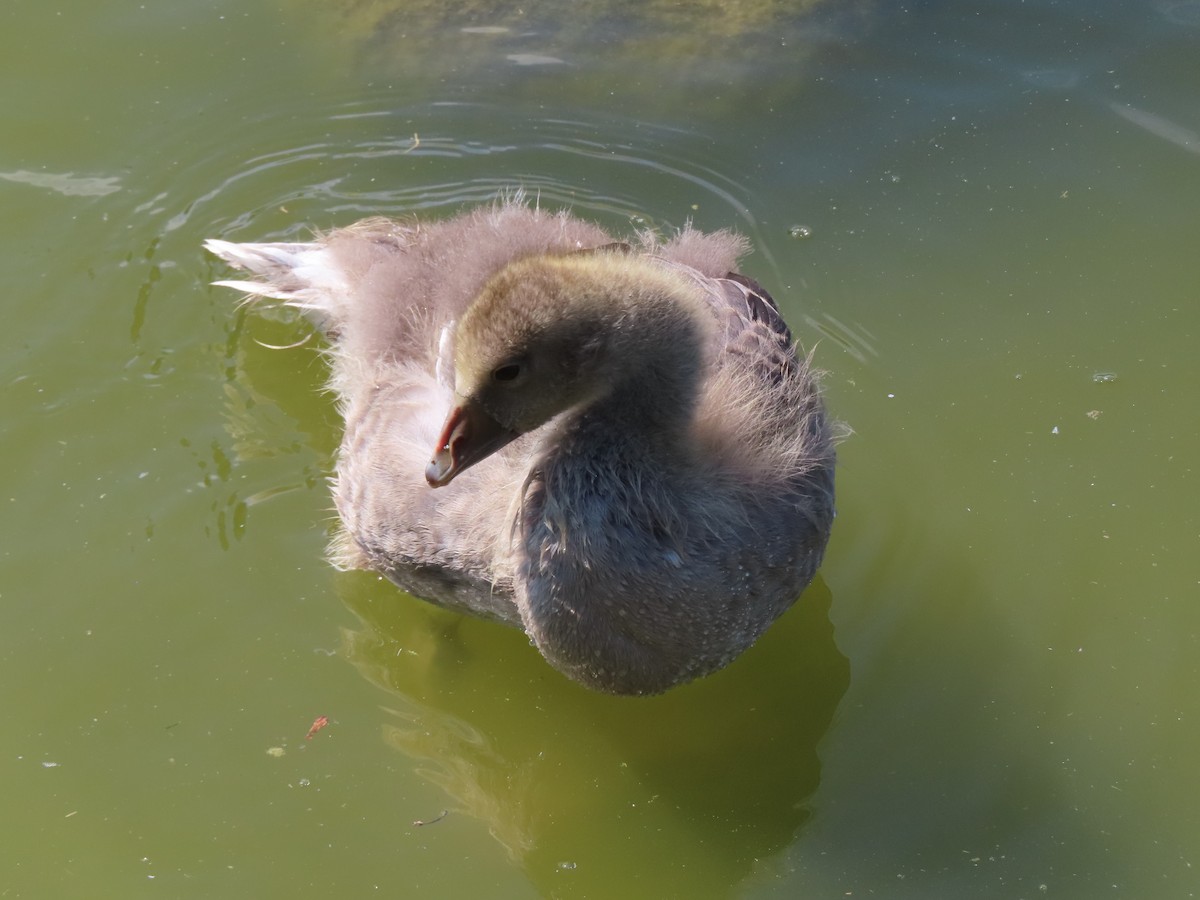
[205,201,836,695]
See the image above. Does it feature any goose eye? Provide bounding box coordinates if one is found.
[492,362,522,383]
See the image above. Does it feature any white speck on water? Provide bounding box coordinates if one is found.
[506,53,565,66]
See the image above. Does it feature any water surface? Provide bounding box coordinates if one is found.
[2,0,1198,896]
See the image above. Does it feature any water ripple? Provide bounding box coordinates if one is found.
[188,99,771,249]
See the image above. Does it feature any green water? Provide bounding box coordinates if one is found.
[2,0,1198,896]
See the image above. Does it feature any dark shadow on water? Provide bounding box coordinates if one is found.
[338,572,849,896]
[285,0,873,122]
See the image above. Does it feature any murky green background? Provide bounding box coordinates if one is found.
[3,0,1198,896]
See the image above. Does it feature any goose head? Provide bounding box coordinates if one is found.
[426,252,704,486]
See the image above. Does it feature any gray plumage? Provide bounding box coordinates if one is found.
[205,199,835,695]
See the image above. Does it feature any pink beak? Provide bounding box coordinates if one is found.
[426,401,520,487]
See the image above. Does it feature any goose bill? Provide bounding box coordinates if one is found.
[426,402,520,487]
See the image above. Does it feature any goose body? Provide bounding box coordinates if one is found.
[206,201,835,694]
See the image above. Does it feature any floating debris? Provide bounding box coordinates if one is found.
[788,224,813,239]
[305,715,330,740]
[414,809,448,827]
[1092,372,1118,384]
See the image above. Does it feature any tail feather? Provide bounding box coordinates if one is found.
[204,238,349,331]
